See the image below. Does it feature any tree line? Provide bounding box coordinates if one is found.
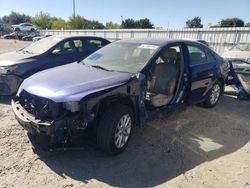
[186,17,250,28]
[0,12,249,29]
[0,11,154,29]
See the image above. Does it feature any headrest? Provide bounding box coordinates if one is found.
[161,48,177,62]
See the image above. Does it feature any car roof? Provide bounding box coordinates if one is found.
[115,38,203,47]
[47,35,109,41]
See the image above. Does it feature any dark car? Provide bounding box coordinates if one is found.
[3,32,26,40]
[3,32,17,39]
[12,39,228,155]
[22,33,40,41]
[0,35,110,95]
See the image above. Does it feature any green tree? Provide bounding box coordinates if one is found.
[2,11,31,24]
[219,18,244,27]
[68,15,87,29]
[246,23,250,27]
[51,18,70,29]
[137,18,154,29]
[106,22,121,29]
[87,20,105,29]
[122,18,136,28]
[31,12,54,29]
[186,17,203,28]
[122,18,154,29]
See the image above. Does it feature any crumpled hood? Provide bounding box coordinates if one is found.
[222,51,250,60]
[0,51,36,66]
[19,62,132,102]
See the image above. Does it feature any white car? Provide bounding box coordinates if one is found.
[223,43,250,97]
[12,23,37,32]
[32,34,52,41]
[222,43,250,63]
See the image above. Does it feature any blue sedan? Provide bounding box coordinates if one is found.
[12,39,229,154]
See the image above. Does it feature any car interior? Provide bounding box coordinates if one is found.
[146,46,182,107]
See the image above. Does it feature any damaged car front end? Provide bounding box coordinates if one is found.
[12,62,133,146]
[12,94,92,145]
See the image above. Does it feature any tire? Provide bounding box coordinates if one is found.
[97,103,134,155]
[201,80,222,108]
[15,28,20,32]
[30,28,35,32]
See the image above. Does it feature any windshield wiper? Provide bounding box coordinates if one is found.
[91,65,113,71]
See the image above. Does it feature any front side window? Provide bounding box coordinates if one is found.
[53,40,79,55]
[187,45,208,65]
[84,42,159,73]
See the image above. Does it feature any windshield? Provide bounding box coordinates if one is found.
[21,36,62,54]
[230,44,250,52]
[84,41,159,74]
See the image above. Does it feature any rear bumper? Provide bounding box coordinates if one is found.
[0,74,23,95]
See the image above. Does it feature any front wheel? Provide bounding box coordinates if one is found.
[97,104,133,155]
[201,81,222,108]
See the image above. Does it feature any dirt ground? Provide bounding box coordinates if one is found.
[0,39,250,188]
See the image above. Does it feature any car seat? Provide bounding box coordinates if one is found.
[147,48,179,107]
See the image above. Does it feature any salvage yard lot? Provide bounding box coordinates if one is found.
[0,39,250,188]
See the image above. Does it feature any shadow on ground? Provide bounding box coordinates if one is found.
[24,95,250,187]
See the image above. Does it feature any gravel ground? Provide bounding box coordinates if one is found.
[0,39,250,188]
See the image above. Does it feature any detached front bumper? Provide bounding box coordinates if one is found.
[0,74,23,95]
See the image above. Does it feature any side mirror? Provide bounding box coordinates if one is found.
[52,49,60,55]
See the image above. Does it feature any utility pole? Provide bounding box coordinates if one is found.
[121,16,123,28]
[73,0,76,18]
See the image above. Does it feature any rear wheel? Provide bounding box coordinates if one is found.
[97,104,133,155]
[201,81,222,108]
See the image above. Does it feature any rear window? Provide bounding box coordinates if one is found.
[187,45,207,65]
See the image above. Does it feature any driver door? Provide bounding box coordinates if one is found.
[34,39,80,73]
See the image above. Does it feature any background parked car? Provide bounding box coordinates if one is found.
[2,32,17,39]
[0,35,110,95]
[223,43,250,99]
[22,33,40,41]
[2,32,26,40]
[12,23,37,32]
[12,39,228,155]
[32,34,52,41]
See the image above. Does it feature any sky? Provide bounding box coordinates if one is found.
[0,0,250,28]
